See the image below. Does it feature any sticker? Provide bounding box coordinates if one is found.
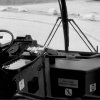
[19,79,25,91]
[90,83,96,92]
[58,78,78,88]
[65,88,72,96]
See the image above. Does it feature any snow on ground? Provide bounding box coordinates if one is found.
[0,0,100,52]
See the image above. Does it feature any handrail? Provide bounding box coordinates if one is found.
[68,19,97,53]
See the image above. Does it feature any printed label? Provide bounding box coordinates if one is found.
[19,79,25,91]
[58,78,78,88]
[65,88,72,96]
[90,83,96,92]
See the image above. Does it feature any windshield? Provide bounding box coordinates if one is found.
[0,0,100,52]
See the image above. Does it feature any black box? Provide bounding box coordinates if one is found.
[49,57,100,98]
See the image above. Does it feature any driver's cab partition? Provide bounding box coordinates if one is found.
[45,53,100,99]
[12,50,100,99]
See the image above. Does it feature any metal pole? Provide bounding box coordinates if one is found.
[58,0,69,52]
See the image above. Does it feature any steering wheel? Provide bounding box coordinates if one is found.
[0,29,14,52]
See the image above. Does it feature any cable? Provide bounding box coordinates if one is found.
[58,0,62,13]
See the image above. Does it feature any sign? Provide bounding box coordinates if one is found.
[65,88,72,96]
[19,79,25,91]
[58,78,78,88]
[90,83,96,92]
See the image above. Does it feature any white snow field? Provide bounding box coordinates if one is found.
[0,0,100,52]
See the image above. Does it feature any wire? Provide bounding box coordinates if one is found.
[58,0,62,13]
